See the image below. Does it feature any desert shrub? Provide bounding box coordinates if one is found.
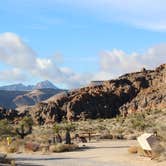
[61,122,76,144]
[0,120,15,136]
[97,124,107,132]
[24,142,40,152]
[21,116,34,126]
[156,124,166,142]
[16,116,33,139]
[124,134,137,140]
[53,124,61,133]
[112,127,124,135]
[116,115,125,125]
[128,146,138,154]
[127,112,153,131]
[49,143,78,153]
[100,134,113,139]
[112,134,124,140]
[0,140,19,153]
[53,124,62,143]
[130,114,146,130]
[7,143,18,153]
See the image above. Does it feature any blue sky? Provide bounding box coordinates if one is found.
[0,0,166,88]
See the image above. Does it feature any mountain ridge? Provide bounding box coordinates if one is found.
[26,64,166,125]
[0,64,165,125]
[0,80,58,91]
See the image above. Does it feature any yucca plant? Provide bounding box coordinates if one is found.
[16,116,33,139]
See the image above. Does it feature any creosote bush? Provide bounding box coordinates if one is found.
[49,143,78,153]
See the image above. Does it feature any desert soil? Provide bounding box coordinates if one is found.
[9,140,166,166]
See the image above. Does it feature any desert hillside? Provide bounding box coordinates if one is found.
[24,64,166,125]
[0,64,165,124]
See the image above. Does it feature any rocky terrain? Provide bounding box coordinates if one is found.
[0,64,165,125]
[24,64,165,125]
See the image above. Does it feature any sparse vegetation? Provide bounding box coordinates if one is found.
[63,122,76,144]
[16,116,33,139]
[0,119,15,136]
[49,143,78,153]
[0,108,165,163]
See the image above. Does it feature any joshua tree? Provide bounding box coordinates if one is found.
[65,129,71,144]
[64,122,76,144]
[16,116,33,139]
[53,121,76,144]
[53,124,62,143]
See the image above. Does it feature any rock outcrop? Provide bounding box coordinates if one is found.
[119,64,166,114]
[26,64,166,125]
[1,64,165,125]
[0,106,25,122]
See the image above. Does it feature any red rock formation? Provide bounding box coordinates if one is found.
[2,64,166,125]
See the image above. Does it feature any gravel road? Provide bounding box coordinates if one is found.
[8,140,165,166]
[10,153,125,166]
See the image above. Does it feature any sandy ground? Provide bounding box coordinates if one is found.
[9,140,166,166]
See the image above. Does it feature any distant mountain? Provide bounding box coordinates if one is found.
[34,80,58,90]
[0,90,27,109]
[24,64,166,125]
[0,83,33,91]
[0,80,66,109]
[0,88,66,109]
[0,80,58,91]
[13,88,65,108]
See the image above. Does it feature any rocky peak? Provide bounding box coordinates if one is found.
[34,80,58,90]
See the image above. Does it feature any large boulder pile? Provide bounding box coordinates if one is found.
[0,107,19,121]
[26,64,166,125]
[119,64,166,114]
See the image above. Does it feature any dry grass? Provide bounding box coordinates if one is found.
[0,108,165,161]
[0,139,23,153]
[24,142,40,152]
[49,143,79,153]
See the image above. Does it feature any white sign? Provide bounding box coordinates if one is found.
[137,133,156,151]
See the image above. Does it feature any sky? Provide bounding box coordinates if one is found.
[0,0,166,89]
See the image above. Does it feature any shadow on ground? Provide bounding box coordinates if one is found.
[78,145,130,151]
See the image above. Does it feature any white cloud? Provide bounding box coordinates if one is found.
[0,68,27,82]
[0,32,36,69]
[0,32,92,88]
[0,32,165,88]
[36,58,52,69]
[99,44,166,78]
